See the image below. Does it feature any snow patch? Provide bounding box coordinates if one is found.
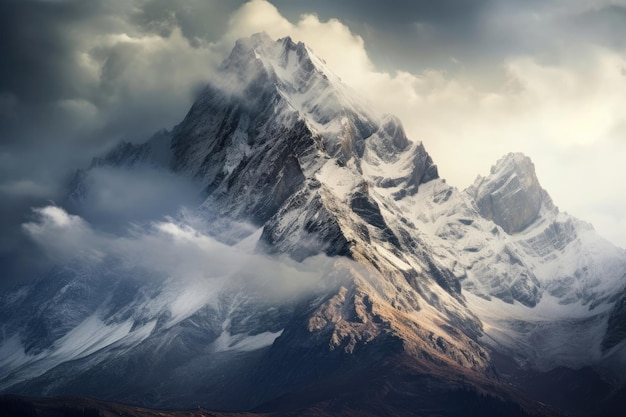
[213,329,283,353]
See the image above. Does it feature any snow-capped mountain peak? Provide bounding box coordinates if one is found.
[219,32,379,139]
[467,152,554,234]
[3,34,626,415]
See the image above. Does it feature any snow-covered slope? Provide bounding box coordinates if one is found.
[1,33,625,414]
[393,152,626,370]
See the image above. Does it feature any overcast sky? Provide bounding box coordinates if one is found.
[1,0,625,286]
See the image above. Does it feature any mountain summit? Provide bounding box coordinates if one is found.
[1,34,625,416]
[467,152,554,234]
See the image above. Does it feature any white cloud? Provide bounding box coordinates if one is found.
[75,25,223,137]
[223,0,373,83]
[23,206,104,262]
[23,205,337,306]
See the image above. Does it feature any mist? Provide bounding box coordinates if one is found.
[23,205,340,311]
[71,165,202,232]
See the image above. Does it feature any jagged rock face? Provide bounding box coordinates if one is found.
[165,32,437,226]
[467,153,553,234]
[169,75,312,223]
[259,187,351,260]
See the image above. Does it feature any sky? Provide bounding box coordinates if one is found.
[1,0,625,287]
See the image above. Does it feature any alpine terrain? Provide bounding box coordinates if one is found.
[1,33,625,416]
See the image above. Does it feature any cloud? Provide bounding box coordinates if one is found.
[0,1,244,285]
[23,206,101,263]
[0,0,233,163]
[73,165,201,231]
[23,205,338,307]
[224,0,374,84]
[0,180,52,199]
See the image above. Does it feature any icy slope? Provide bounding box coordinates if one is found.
[392,152,626,370]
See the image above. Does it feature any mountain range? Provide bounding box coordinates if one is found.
[1,33,625,416]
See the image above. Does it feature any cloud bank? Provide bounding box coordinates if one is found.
[24,205,337,305]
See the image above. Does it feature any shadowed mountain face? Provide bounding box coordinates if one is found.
[1,33,625,416]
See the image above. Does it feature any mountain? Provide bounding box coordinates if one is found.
[463,154,626,369]
[1,33,625,416]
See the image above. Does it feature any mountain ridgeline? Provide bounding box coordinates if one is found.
[1,33,625,416]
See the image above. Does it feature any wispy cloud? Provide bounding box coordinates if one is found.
[23,205,339,306]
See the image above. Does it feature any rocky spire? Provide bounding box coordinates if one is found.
[466,153,554,234]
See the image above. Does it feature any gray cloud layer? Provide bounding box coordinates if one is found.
[0,0,244,286]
